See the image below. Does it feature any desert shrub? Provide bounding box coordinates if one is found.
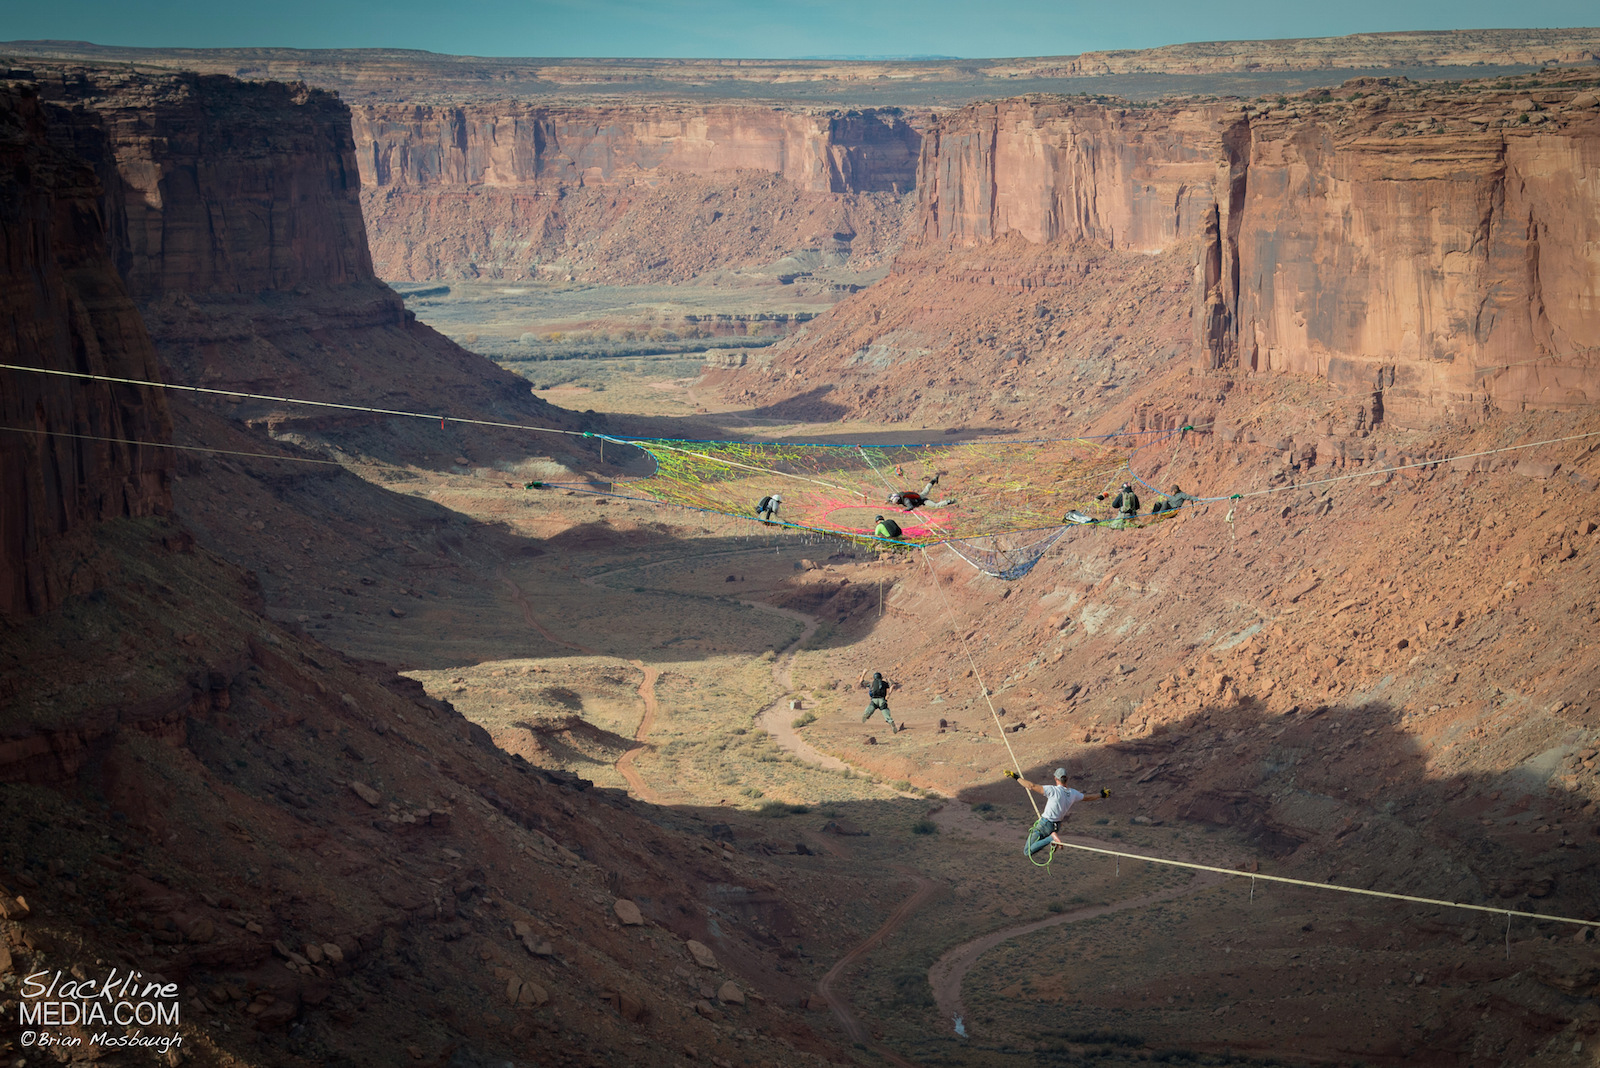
[758,801,809,817]
[911,819,938,835]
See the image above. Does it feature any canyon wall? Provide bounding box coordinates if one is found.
[24,68,574,441]
[350,103,921,281]
[915,84,1600,425]
[354,104,920,195]
[0,85,172,618]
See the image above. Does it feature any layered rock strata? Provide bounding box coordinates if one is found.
[351,103,921,281]
[25,68,576,445]
[909,81,1600,425]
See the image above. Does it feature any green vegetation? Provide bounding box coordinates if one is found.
[791,711,817,729]
[757,800,810,817]
[911,819,938,835]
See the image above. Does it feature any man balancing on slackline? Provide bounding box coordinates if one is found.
[1004,767,1110,857]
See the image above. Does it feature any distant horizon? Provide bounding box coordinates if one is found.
[1,1,1597,60]
[4,28,1599,66]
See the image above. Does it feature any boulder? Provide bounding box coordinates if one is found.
[613,899,644,926]
[717,981,745,1005]
[686,939,717,969]
[349,781,381,807]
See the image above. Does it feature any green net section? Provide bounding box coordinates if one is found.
[608,436,1131,545]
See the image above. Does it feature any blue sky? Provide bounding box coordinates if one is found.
[3,0,1595,58]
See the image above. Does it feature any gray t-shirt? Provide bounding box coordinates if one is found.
[1041,785,1085,823]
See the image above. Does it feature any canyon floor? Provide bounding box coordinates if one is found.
[191,327,1599,1068]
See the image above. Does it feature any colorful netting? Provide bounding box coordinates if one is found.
[552,434,1134,578]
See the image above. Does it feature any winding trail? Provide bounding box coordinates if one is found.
[497,568,663,802]
[506,556,928,1062]
[816,866,938,1068]
[745,601,853,773]
[927,863,1219,1033]
[612,663,661,801]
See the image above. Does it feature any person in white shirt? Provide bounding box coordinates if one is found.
[1006,767,1109,857]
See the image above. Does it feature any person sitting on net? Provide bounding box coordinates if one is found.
[887,473,953,511]
[1096,481,1141,527]
[873,515,903,541]
[755,493,783,523]
[1149,484,1200,515]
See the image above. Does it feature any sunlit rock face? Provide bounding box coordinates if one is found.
[350,103,922,282]
[915,91,1600,425]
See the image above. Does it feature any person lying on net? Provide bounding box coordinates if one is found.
[887,472,953,511]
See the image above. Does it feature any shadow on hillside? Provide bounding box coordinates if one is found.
[942,693,1596,925]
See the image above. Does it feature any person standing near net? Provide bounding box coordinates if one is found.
[1004,767,1109,856]
[755,493,783,523]
[860,671,898,732]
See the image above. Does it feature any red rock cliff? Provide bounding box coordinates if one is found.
[916,84,1600,425]
[28,68,572,437]
[351,103,921,281]
[38,70,373,302]
[0,85,172,618]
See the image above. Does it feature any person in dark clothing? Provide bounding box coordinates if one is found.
[887,473,953,511]
[755,493,783,522]
[861,671,897,732]
[1149,484,1200,515]
[1095,482,1140,527]
[873,515,903,540]
[1110,482,1140,518]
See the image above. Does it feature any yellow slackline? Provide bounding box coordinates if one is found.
[1050,838,1600,932]
[916,548,1037,816]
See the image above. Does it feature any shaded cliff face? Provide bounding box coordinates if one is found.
[912,80,1600,426]
[37,70,372,303]
[351,103,920,282]
[25,67,580,451]
[0,86,171,618]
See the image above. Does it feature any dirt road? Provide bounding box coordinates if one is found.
[816,866,938,1068]
[742,599,855,773]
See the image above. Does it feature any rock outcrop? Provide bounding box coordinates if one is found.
[0,85,171,618]
[351,103,920,281]
[24,67,578,449]
[911,80,1600,425]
